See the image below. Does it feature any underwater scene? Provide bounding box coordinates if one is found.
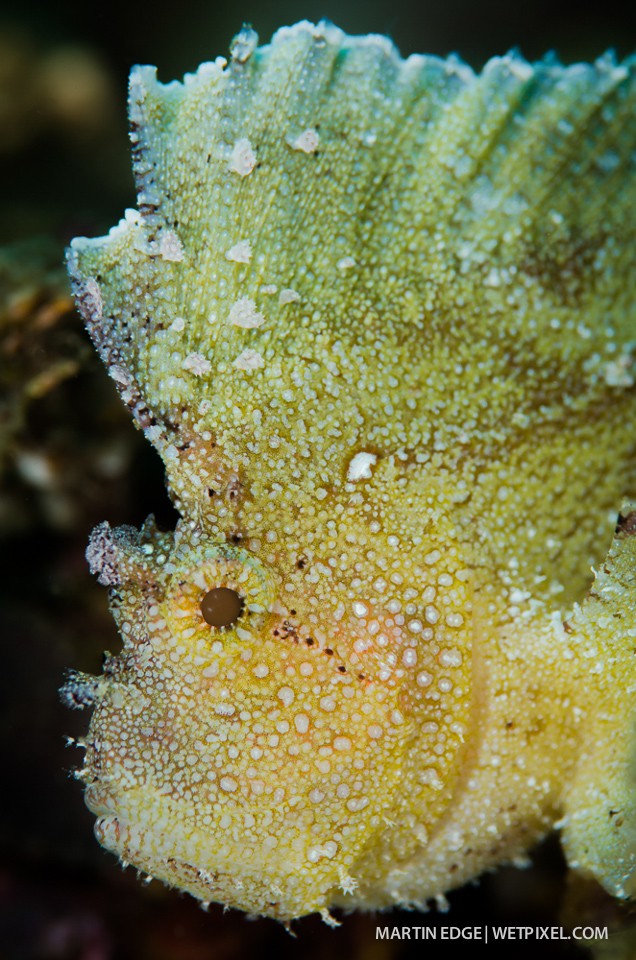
[1,1,636,958]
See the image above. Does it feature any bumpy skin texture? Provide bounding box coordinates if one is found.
[63,22,636,922]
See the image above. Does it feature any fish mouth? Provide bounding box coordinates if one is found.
[94,813,124,850]
[84,778,120,821]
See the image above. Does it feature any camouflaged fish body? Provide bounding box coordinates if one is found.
[65,22,636,921]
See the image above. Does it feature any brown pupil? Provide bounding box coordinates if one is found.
[200,587,244,628]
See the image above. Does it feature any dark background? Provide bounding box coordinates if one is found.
[1,1,636,959]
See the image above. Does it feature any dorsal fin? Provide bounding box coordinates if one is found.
[68,23,635,473]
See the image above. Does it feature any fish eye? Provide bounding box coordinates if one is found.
[200,587,244,628]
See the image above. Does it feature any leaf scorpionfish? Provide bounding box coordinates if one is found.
[63,21,636,923]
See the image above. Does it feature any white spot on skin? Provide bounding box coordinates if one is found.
[279,288,301,304]
[278,686,295,706]
[337,256,356,271]
[109,364,132,386]
[439,648,463,667]
[402,649,418,667]
[170,317,186,332]
[289,128,320,154]
[294,714,310,733]
[425,605,440,624]
[228,297,266,328]
[225,240,252,263]
[219,776,238,792]
[306,840,339,862]
[234,348,265,371]
[214,702,236,716]
[84,278,103,320]
[419,768,444,790]
[347,451,377,481]
[604,354,634,387]
[229,138,257,176]
[445,613,465,629]
[182,353,211,376]
[158,230,184,262]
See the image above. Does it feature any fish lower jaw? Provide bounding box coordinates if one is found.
[90,805,345,921]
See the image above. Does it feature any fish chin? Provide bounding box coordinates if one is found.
[89,805,344,919]
[81,646,405,920]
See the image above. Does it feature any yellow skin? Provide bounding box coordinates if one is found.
[63,22,636,922]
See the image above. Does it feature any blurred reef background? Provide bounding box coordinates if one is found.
[1,1,636,958]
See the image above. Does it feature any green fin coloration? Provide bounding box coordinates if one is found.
[69,20,635,429]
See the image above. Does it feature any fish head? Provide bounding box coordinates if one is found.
[69,514,472,920]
